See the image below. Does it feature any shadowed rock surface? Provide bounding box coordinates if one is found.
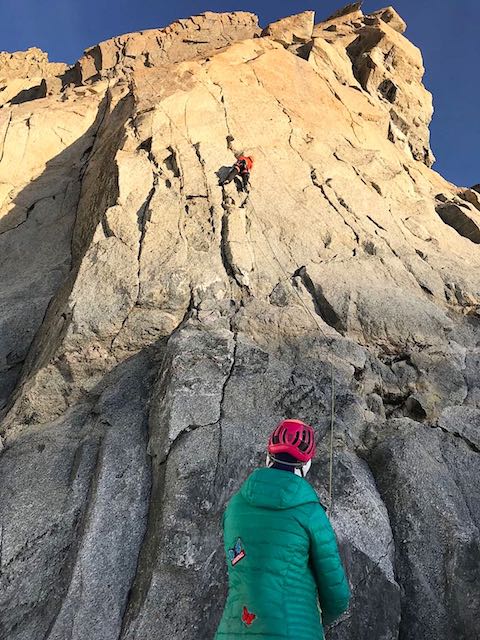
[0,6,479,640]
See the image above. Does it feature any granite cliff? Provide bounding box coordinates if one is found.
[0,6,479,640]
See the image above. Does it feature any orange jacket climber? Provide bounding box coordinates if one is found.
[236,155,254,173]
[221,155,254,192]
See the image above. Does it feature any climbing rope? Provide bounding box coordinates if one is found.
[244,197,337,514]
[328,362,335,514]
[137,70,338,514]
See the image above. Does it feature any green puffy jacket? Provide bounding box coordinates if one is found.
[215,467,350,639]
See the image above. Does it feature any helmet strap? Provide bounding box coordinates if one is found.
[298,459,312,478]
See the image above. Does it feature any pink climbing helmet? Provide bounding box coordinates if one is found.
[268,419,316,463]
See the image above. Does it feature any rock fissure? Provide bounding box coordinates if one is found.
[434,424,480,456]
[0,190,67,235]
[251,67,306,165]
[0,111,13,164]
[219,195,252,294]
[137,184,156,263]
[294,265,345,334]
[213,330,238,490]
[315,179,361,246]
[349,537,396,595]
[210,80,234,141]
[192,142,211,200]
[73,88,113,181]
[69,87,114,263]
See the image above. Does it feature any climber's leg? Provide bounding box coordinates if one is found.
[220,166,239,186]
[241,172,250,192]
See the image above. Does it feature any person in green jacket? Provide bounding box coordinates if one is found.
[215,418,350,639]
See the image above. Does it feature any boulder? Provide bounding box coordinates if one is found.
[261,11,315,46]
[368,420,480,640]
[370,6,407,33]
[324,3,363,22]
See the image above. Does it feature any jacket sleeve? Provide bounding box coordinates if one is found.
[308,503,351,625]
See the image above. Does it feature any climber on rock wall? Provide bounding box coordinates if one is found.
[220,154,254,192]
[215,419,350,639]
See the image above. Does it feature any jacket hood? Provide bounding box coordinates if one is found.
[240,467,319,510]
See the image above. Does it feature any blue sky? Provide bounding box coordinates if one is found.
[1,1,478,187]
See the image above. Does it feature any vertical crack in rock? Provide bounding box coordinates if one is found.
[219,194,251,295]
[250,66,307,164]
[137,184,156,273]
[193,142,211,200]
[219,202,236,284]
[312,175,360,248]
[71,88,132,264]
[0,111,12,165]
[119,321,234,639]
[40,428,106,639]
[294,265,345,334]
[107,181,157,353]
[213,330,237,490]
[210,81,234,140]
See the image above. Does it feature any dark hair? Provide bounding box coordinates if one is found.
[270,452,301,473]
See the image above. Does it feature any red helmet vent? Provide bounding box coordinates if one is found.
[268,419,316,463]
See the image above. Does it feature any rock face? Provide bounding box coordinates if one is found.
[371,6,407,33]
[261,11,315,45]
[68,12,260,85]
[0,7,479,640]
[0,48,67,107]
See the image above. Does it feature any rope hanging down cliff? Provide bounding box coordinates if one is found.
[194,72,339,516]
[241,197,337,514]
[137,73,338,515]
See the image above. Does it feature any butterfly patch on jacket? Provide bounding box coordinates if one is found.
[228,538,246,566]
[242,606,256,626]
